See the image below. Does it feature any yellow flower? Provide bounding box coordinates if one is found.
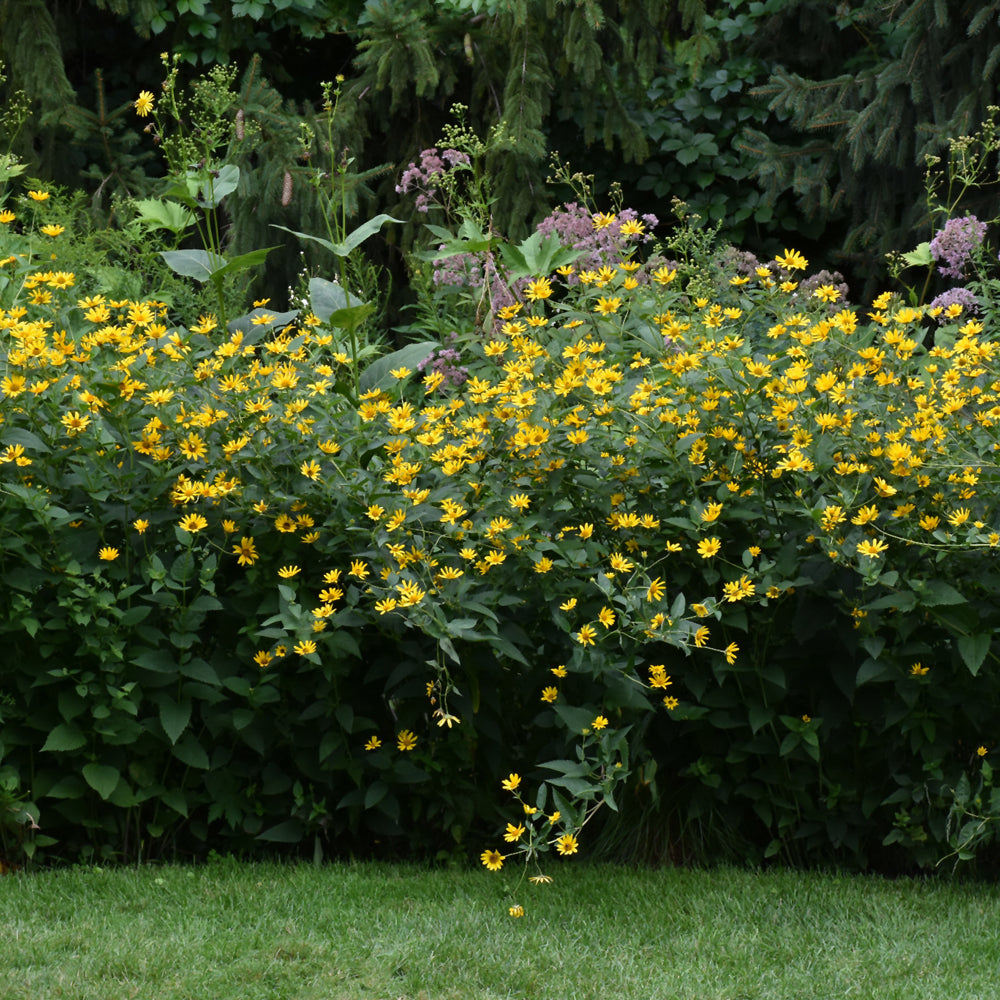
[396,729,418,751]
[0,210,15,224]
[364,736,382,751]
[294,639,317,655]
[576,624,597,645]
[253,650,273,669]
[977,746,989,757]
[555,833,579,855]
[178,513,208,534]
[592,715,609,731]
[509,493,531,510]
[697,537,721,558]
[40,224,65,237]
[232,536,258,566]
[724,642,739,665]
[98,546,119,561]
[524,277,553,301]
[559,597,578,611]
[481,849,505,871]
[528,874,553,885]
[663,696,679,710]
[594,296,623,315]
[646,577,666,602]
[541,686,558,703]
[508,904,525,918]
[597,607,616,628]
[134,90,155,116]
[349,559,369,579]
[775,248,808,271]
[133,518,149,534]
[551,664,567,677]
[61,410,90,434]
[856,538,888,558]
[504,822,525,842]
[277,564,301,578]
[910,662,929,676]
[501,773,521,792]
[27,190,50,202]
[300,459,322,480]
[700,501,723,523]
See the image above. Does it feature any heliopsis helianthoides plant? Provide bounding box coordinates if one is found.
[5,151,1000,871]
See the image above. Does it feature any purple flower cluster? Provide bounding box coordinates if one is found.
[929,215,987,279]
[418,346,468,387]
[396,148,470,213]
[928,285,981,321]
[534,203,658,280]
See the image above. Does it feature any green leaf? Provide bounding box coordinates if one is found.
[159,697,192,745]
[856,657,893,686]
[134,198,195,234]
[160,249,225,281]
[358,341,439,393]
[172,734,210,769]
[958,634,991,676]
[41,724,87,752]
[257,819,305,842]
[272,214,401,258]
[82,763,121,800]
[901,242,933,267]
[912,579,965,606]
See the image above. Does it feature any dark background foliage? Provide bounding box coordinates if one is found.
[6,0,1000,306]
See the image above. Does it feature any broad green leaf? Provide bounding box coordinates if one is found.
[912,579,965,606]
[172,734,210,769]
[159,697,192,744]
[958,634,991,676]
[272,213,400,258]
[901,241,933,267]
[160,249,225,281]
[327,301,374,329]
[82,763,121,800]
[41,724,87,752]
[134,198,195,233]
[257,819,305,842]
[358,341,439,393]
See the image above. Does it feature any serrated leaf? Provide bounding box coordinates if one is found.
[82,763,120,800]
[41,724,87,752]
[958,633,991,676]
[159,697,192,745]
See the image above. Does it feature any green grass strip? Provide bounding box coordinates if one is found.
[2,861,999,999]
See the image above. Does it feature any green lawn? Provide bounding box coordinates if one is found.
[2,861,999,999]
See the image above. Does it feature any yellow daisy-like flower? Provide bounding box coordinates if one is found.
[856,538,889,558]
[524,277,553,301]
[529,873,553,884]
[555,833,579,855]
[594,296,623,315]
[775,248,808,271]
[98,546,119,561]
[294,639,317,656]
[541,686,558,703]
[646,577,666,602]
[134,90,155,117]
[232,536,258,566]
[591,715,608,731]
[481,849,505,871]
[504,822,525,842]
[508,904,525,918]
[697,536,721,558]
[0,209,15,224]
[133,519,149,534]
[253,650,273,669]
[396,729,418,751]
[28,190,50,202]
[977,745,989,757]
[576,623,597,645]
[178,513,208,534]
[364,736,381,751]
[559,597,578,611]
[501,773,521,792]
[40,224,65,237]
[60,410,90,434]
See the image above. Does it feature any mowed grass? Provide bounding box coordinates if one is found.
[2,860,1000,999]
